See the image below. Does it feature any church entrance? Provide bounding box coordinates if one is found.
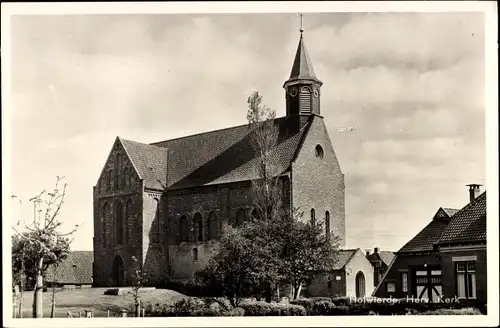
[112,255,125,287]
[355,271,366,297]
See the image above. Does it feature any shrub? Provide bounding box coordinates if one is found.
[311,300,350,316]
[290,298,314,312]
[420,307,483,315]
[240,301,307,316]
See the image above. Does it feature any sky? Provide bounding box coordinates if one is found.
[7,11,486,252]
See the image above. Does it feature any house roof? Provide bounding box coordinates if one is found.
[397,219,450,254]
[333,249,358,270]
[398,192,487,254]
[122,115,310,190]
[45,251,93,285]
[367,251,395,266]
[437,191,487,246]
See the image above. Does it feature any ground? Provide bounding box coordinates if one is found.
[13,287,187,318]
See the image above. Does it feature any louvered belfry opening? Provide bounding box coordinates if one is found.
[299,86,312,114]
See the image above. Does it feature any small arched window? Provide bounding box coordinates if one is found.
[115,153,123,189]
[194,212,203,242]
[107,170,113,191]
[207,211,218,240]
[311,208,316,226]
[179,215,188,243]
[123,167,129,188]
[325,211,331,241]
[315,145,324,159]
[153,198,160,244]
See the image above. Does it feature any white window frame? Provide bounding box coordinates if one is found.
[456,261,476,300]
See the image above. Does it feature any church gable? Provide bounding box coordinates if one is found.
[96,137,142,194]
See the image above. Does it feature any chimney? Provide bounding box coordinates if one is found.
[466,184,482,203]
[374,247,379,254]
[366,250,371,256]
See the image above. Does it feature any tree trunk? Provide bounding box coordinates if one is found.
[293,282,302,300]
[50,286,56,318]
[33,258,44,318]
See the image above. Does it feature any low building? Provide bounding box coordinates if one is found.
[45,251,94,288]
[306,248,375,298]
[373,185,487,305]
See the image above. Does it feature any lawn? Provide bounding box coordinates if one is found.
[12,287,187,318]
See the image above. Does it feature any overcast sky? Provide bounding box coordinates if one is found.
[8,12,486,252]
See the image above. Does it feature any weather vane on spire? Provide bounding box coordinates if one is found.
[299,13,304,34]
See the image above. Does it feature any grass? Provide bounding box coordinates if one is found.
[12,287,187,318]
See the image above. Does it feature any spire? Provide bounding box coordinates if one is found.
[285,15,322,86]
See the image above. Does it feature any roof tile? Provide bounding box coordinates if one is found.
[45,251,93,285]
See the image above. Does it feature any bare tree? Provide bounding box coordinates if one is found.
[11,176,81,318]
[246,91,282,222]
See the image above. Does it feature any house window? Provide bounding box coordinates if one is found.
[192,248,198,261]
[456,261,476,299]
[311,209,316,226]
[386,282,395,292]
[401,272,408,292]
[315,145,324,159]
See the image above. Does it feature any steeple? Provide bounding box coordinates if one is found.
[283,17,323,129]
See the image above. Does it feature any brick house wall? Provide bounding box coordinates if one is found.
[373,253,441,298]
[291,116,345,246]
[439,246,487,304]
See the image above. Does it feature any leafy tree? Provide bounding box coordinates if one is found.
[11,176,81,318]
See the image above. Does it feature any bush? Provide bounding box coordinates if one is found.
[240,301,306,316]
[420,307,483,315]
[311,300,350,316]
[144,297,246,317]
[290,298,314,312]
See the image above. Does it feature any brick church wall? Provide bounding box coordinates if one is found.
[291,116,346,246]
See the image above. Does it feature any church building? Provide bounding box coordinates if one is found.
[92,31,346,287]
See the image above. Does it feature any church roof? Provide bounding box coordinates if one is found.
[121,115,311,191]
[45,251,93,285]
[285,33,322,85]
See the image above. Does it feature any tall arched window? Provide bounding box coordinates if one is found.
[207,211,218,240]
[236,208,246,227]
[125,199,133,243]
[179,215,188,243]
[123,167,129,188]
[114,201,124,245]
[107,170,113,191]
[114,153,122,189]
[193,213,203,242]
[311,208,316,226]
[325,211,330,241]
[102,202,110,246]
[153,199,160,244]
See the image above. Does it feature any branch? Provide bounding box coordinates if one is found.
[45,182,67,229]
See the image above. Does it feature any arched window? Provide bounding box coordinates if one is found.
[125,199,133,243]
[207,211,218,240]
[152,198,161,244]
[311,208,316,226]
[300,86,312,114]
[235,208,246,227]
[123,167,129,188]
[193,213,203,242]
[179,215,188,243]
[315,145,324,159]
[192,248,198,261]
[251,208,260,221]
[114,153,122,189]
[114,201,124,245]
[325,211,330,241]
[102,202,110,246]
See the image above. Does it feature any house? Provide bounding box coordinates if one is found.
[45,251,94,288]
[92,30,346,287]
[373,185,487,305]
[306,248,375,298]
[366,247,395,288]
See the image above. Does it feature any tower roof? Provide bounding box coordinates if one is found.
[285,32,322,86]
